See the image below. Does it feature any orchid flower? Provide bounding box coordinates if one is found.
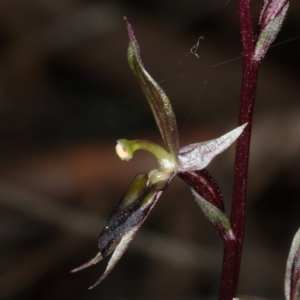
[71,17,247,289]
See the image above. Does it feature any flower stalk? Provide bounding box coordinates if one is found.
[219,0,289,299]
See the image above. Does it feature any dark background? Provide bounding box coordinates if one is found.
[0,0,299,299]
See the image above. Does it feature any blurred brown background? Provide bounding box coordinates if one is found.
[0,0,299,299]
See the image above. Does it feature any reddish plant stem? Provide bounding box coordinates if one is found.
[218,0,261,299]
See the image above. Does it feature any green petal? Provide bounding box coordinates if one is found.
[125,17,179,158]
[191,189,234,241]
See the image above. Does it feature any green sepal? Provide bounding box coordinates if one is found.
[125,17,179,159]
[191,189,234,241]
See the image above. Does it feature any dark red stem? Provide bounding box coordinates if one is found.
[218,0,260,299]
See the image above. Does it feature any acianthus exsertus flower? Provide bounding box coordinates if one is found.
[71,17,247,289]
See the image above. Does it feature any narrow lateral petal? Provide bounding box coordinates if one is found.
[178,123,247,172]
[178,169,224,212]
[88,228,138,289]
[71,252,103,273]
[191,189,234,241]
[125,17,179,157]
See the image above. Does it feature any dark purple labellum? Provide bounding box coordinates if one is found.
[98,173,148,257]
[97,173,174,258]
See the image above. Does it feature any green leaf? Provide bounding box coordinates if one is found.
[285,227,300,300]
[191,188,234,241]
[125,17,179,158]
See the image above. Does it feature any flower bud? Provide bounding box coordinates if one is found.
[254,0,289,61]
